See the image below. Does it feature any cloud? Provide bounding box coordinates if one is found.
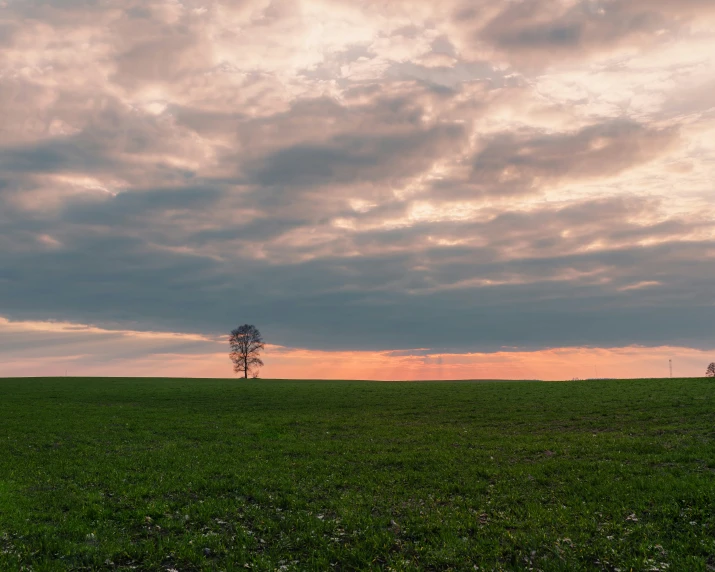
[424,120,680,198]
[0,0,714,375]
[455,0,715,69]
[248,123,466,187]
[480,0,661,61]
[2,194,713,352]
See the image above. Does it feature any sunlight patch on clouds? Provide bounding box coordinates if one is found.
[36,234,62,249]
[58,175,120,196]
[618,281,662,292]
[6,176,116,215]
[348,199,377,214]
[0,316,218,343]
[408,200,484,224]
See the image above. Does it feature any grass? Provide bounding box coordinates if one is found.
[0,377,714,571]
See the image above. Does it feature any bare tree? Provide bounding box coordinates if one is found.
[229,325,265,379]
[707,362,715,378]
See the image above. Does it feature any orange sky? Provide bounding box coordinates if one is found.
[1,317,711,381]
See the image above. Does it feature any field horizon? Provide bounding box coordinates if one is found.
[4,375,707,383]
[1,376,713,570]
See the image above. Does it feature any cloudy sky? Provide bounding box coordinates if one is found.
[1,0,714,380]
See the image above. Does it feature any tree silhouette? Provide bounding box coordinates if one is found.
[707,362,715,378]
[229,325,265,379]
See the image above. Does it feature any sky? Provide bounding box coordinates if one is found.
[1,0,714,380]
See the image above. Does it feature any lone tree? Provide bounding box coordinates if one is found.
[707,362,715,378]
[229,324,265,379]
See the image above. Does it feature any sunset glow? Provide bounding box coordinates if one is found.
[1,317,710,381]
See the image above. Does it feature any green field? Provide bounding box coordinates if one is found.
[1,377,714,571]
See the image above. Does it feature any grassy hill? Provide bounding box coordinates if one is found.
[0,377,713,571]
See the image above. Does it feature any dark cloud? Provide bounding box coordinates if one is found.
[59,186,223,227]
[457,0,715,68]
[481,0,660,52]
[248,124,466,187]
[6,0,110,24]
[2,239,713,353]
[0,137,116,174]
[0,20,19,47]
[426,121,679,199]
[474,120,676,178]
[112,26,210,88]
[385,60,504,90]
[2,185,714,353]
